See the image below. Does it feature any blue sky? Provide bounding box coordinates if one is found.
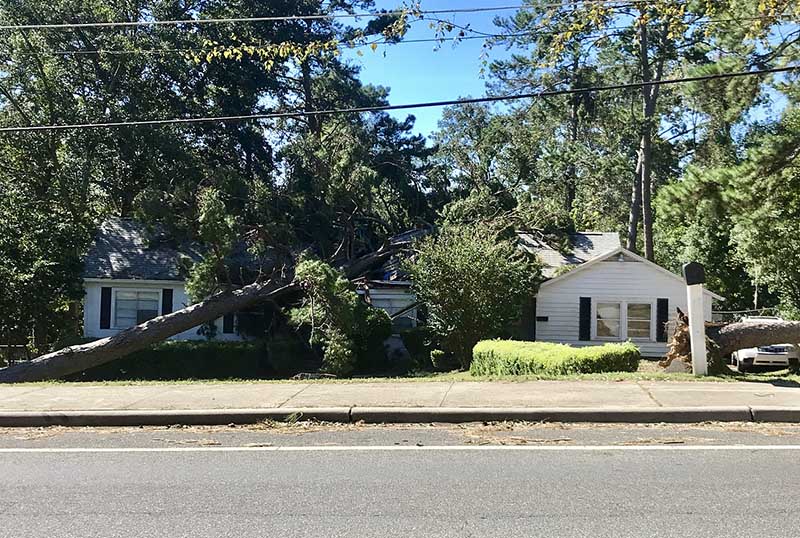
[341,0,517,136]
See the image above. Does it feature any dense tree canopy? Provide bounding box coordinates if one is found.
[1,0,799,362]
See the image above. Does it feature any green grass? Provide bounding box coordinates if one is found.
[8,364,800,386]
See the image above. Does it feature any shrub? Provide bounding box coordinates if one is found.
[266,335,312,375]
[288,258,391,377]
[470,340,641,376]
[404,223,541,369]
[430,349,459,372]
[64,341,270,381]
[399,326,434,369]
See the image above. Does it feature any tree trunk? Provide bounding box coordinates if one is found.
[663,308,800,375]
[710,321,800,357]
[637,16,657,261]
[639,128,654,261]
[565,53,580,213]
[0,238,411,383]
[626,154,642,252]
[0,280,295,383]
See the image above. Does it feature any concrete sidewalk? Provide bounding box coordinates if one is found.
[1,380,799,425]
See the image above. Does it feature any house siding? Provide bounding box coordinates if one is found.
[358,287,418,333]
[83,280,245,341]
[535,258,715,357]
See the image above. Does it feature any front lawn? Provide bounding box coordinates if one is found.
[10,359,800,386]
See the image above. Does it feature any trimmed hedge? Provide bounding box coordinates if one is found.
[65,341,272,381]
[470,340,641,376]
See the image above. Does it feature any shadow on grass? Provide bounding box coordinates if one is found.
[725,366,800,388]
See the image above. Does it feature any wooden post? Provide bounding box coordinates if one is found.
[683,262,707,376]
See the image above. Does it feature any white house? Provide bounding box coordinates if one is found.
[82,218,245,341]
[83,220,721,357]
[517,231,723,357]
[358,280,418,332]
[354,229,423,333]
[354,230,722,357]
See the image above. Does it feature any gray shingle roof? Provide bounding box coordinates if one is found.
[517,231,621,278]
[82,218,202,281]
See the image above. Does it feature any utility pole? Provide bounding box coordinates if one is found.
[682,262,707,376]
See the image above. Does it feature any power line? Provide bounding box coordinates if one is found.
[0,2,641,31]
[0,65,795,133]
[0,32,569,58]
[4,15,785,58]
[1,1,657,31]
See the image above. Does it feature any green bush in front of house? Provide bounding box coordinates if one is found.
[470,340,641,376]
[64,341,272,381]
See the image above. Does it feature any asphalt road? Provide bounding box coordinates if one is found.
[1,424,799,537]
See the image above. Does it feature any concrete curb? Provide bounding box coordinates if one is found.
[750,407,800,423]
[0,408,351,427]
[350,406,754,424]
[0,405,789,427]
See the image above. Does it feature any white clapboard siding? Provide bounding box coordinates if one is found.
[83,280,245,341]
[535,255,716,358]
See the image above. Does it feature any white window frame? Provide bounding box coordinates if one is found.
[591,299,656,342]
[111,288,162,330]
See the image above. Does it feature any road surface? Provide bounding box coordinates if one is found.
[1,422,798,537]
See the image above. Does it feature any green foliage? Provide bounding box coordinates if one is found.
[656,105,800,315]
[430,348,460,372]
[185,188,238,302]
[0,0,439,353]
[289,258,391,376]
[655,167,758,311]
[0,182,89,351]
[405,223,542,369]
[470,340,641,376]
[399,326,435,369]
[718,107,800,316]
[2,0,799,362]
[64,341,269,381]
[266,335,311,375]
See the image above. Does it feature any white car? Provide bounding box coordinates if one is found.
[730,316,800,373]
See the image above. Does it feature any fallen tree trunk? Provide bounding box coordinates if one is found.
[0,279,296,383]
[662,308,800,374]
[0,238,413,383]
[710,321,800,357]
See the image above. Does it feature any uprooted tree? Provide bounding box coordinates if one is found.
[0,239,405,383]
[662,308,800,375]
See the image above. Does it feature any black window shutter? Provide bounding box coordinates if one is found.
[656,298,669,342]
[222,313,235,334]
[161,289,173,316]
[100,287,112,329]
[579,297,591,341]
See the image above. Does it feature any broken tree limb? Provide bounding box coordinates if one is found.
[0,280,296,383]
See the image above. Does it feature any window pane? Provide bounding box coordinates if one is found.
[115,316,136,329]
[597,303,620,320]
[597,320,620,338]
[628,320,651,339]
[116,299,138,311]
[115,290,160,328]
[137,299,158,312]
[137,309,158,324]
[628,303,651,321]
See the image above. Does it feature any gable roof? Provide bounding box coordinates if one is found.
[82,218,202,281]
[539,246,725,301]
[517,231,622,278]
